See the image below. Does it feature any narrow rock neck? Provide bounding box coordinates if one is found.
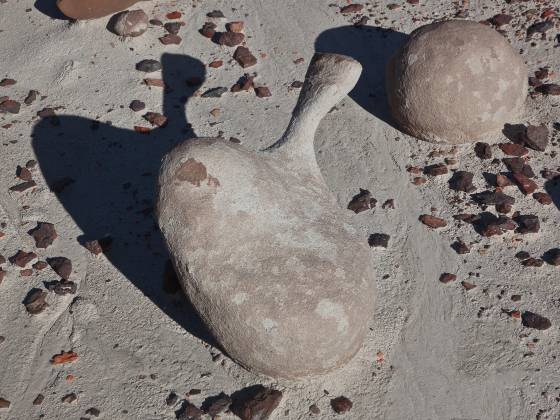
[265,53,362,178]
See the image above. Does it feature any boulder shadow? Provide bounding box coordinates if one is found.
[31,53,219,347]
[545,176,560,210]
[34,0,70,20]
[314,24,408,128]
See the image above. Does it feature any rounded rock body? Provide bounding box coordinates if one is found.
[386,20,528,144]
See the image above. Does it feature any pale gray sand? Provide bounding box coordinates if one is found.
[1,1,559,419]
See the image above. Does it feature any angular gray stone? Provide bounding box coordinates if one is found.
[157,53,374,378]
[386,20,527,144]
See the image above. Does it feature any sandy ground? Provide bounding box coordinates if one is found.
[1,0,560,419]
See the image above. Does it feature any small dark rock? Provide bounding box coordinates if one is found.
[164,22,182,35]
[203,392,232,417]
[514,214,540,234]
[439,273,457,284]
[47,256,72,280]
[24,90,39,105]
[368,233,390,248]
[33,394,44,405]
[527,21,554,38]
[521,311,551,330]
[522,258,544,267]
[200,22,217,38]
[490,13,512,26]
[347,189,376,213]
[28,222,57,249]
[130,100,145,112]
[330,396,352,414]
[0,99,20,114]
[9,180,37,192]
[533,192,552,205]
[135,59,162,72]
[471,190,515,206]
[217,31,244,47]
[233,46,257,68]
[207,10,225,18]
[230,386,282,420]
[166,392,179,406]
[499,143,528,157]
[448,170,475,192]
[45,279,77,295]
[10,250,37,267]
[23,288,48,314]
[543,248,560,266]
[474,142,492,159]
[512,173,538,195]
[201,87,228,98]
[85,407,100,417]
[451,239,470,254]
[176,400,203,420]
[159,34,182,45]
[423,163,448,176]
[515,251,530,260]
[255,86,271,98]
[522,125,548,151]
[536,84,560,95]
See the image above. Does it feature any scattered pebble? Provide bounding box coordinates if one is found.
[130,100,145,112]
[201,87,228,98]
[543,248,560,266]
[144,112,168,127]
[166,392,178,406]
[166,11,182,19]
[28,222,57,249]
[512,173,538,195]
[85,407,101,417]
[340,4,363,14]
[206,10,225,18]
[208,60,223,68]
[448,170,475,192]
[499,143,528,157]
[330,396,352,414]
[10,250,37,267]
[47,256,72,280]
[347,189,376,213]
[226,21,244,32]
[0,398,10,409]
[164,22,182,35]
[32,394,44,405]
[522,125,549,151]
[218,31,244,47]
[515,214,540,234]
[233,46,257,68]
[451,239,470,254]
[536,84,560,95]
[521,311,551,330]
[0,78,16,87]
[0,99,21,114]
[230,386,282,420]
[61,393,77,404]
[23,288,48,314]
[109,9,148,37]
[136,59,162,72]
[419,214,447,229]
[176,400,203,419]
[159,34,182,45]
[423,163,448,176]
[200,22,217,38]
[204,392,232,417]
[368,233,390,248]
[24,90,39,105]
[45,279,77,295]
[461,281,476,290]
[9,180,37,192]
[439,273,456,283]
[255,86,271,98]
[51,350,78,364]
[474,142,492,159]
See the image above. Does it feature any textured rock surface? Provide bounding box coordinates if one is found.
[386,20,527,144]
[57,0,144,20]
[108,9,148,37]
[157,54,374,378]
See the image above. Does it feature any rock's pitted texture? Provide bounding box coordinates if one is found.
[157,54,374,378]
[386,20,527,144]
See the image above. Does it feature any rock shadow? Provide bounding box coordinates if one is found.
[314,24,408,129]
[34,0,70,20]
[545,175,560,211]
[31,53,219,347]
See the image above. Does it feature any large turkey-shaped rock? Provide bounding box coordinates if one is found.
[156,53,375,378]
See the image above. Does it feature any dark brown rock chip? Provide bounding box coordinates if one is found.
[451,239,470,254]
[28,222,57,248]
[23,288,48,314]
[164,22,182,35]
[514,214,540,234]
[512,173,538,195]
[143,112,168,127]
[522,258,544,267]
[176,400,203,420]
[203,392,232,417]
[496,174,513,187]
[130,100,145,112]
[0,78,16,86]
[33,394,44,405]
[24,90,39,105]
[499,143,528,157]
[347,189,376,213]
[233,46,257,68]
[9,180,37,192]
[471,190,515,207]
[0,254,5,264]
[515,251,530,260]
[33,261,48,270]
[439,273,456,284]
[84,240,103,255]
[543,248,560,266]
[10,250,37,267]
[490,13,513,26]
[309,404,320,415]
[226,21,244,32]
[85,407,100,417]
[453,213,478,223]
[0,398,10,408]
[448,171,475,192]
[330,396,352,414]
[382,199,395,209]
[423,163,448,176]
[527,21,554,38]
[207,10,225,18]
[0,269,5,284]
[217,31,244,47]
[511,294,521,302]
[200,22,217,38]
[340,4,363,13]
[231,386,282,420]
[45,279,77,295]
[231,74,255,92]
[254,86,271,98]
[0,99,21,114]
[47,256,72,279]
[461,281,476,290]
[166,392,178,406]
[474,142,492,159]
[521,311,551,330]
[419,214,446,229]
[368,233,390,248]
[502,157,525,174]
[533,192,552,204]
[159,34,182,45]
[522,125,548,151]
[16,165,32,181]
[536,84,560,95]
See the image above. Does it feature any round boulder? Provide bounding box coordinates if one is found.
[386,20,528,144]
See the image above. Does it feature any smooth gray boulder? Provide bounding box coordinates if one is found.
[156,53,375,378]
[386,20,528,144]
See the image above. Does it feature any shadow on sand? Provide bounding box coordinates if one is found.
[315,24,408,129]
[31,53,219,347]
